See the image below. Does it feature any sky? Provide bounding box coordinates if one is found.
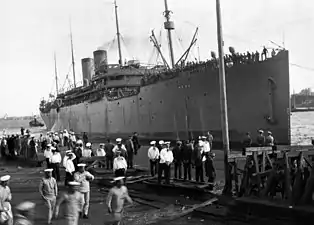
[0,0,314,116]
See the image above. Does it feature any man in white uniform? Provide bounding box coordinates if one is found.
[0,175,12,225]
[158,142,173,184]
[73,164,94,219]
[147,141,159,176]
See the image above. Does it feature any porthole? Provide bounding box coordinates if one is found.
[160,100,163,104]
[139,97,142,100]
[204,93,207,96]
[117,102,120,105]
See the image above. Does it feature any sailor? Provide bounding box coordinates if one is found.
[105,139,115,170]
[255,50,260,62]
[125,136,135,169]
[112,138,127,158]
[44,144,53,168]
[173,141,183,179]
[53,132,60,145]
[63,151,77,186]
[49,147,61,182]
[262,46,268,60]
[156,140,164,151]
[74,164,94,219]
[265,131,275,146]
[113,152,128,177]
[54,181,81,225]
[256,130,265,146]
[39,168,58,224]
[182,140,193,181]
[96,143,106,168]
[201,136,211,154]
[14,201,36,225]
[205,152,216,190]
[193,139,205,182]
[73,140,83,170]
[271,49,276,57]
[69,132,77,150]
[82,143,93,158]
[106,177,133,225]
[147,141,159,177]
[158,141,173,184]
[0,175,12,225]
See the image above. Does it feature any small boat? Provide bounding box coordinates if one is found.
[29,118,44,127]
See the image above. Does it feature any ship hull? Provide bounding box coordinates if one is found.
[41,51,291,147]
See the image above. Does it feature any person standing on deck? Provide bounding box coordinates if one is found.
[13,202,35,225]
[0,175,12,225]
[173,141,183,179]
[50,148,61,182]
[125,136,135,169]
[106,177,133,225]
[158,141,173,184]
[147,141,159,177]
[113,152,127,177]
[156,140,163,151]
[105,139,115,170]
[63,151,77,186]
[96,143,106,168]
[265,131,275,146]
[182,140,193,181]
[54,181,81,225]
[44,144,53,169]
[82,143,93,158]
[74,164,94,219]
[132,132,141,156]
[39,169,58,224]
[193,140,205,182]
[112,139,127,158]
[256,130,265,146]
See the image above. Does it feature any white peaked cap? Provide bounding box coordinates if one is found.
[65,150,72,153]
[259,129,264,133]
[150,141,156,145]
[51,147,56,151]
[44,168,53,172]
[159,140,164,145]
[31,134,35,138]
[77,140,83,144]
[47,144,52,147]
[0,175,10,182]
[113,176,125,181]
[15,201,36,211]
[68,181,80,186]
[201,136,206,139]
[116,138,122,142]
[165,141,170,144]
[99,143,105,146]
[77,163,86,167]
[86,142,91,147]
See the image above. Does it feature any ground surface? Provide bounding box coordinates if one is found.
[0,147,228,225]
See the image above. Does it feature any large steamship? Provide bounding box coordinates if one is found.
[39,0,291,147]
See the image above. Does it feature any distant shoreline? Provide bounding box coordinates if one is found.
[0,116,41,121]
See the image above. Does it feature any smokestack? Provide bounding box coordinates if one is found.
[81,58,94,87]
[93,50,108,75]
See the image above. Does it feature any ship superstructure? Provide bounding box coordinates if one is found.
[40,0,291,147]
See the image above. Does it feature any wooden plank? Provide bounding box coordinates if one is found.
[146,198,218,224]
[276,145,314,151]
[245,147,273,152]
[127,176,155,184]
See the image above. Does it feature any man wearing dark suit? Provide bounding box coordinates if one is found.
[104,139,115,170]
[125,136,135,169]
[132,132,141,155]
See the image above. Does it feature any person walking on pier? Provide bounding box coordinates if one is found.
[39,168,58,224]
[14,201,35,225]
[173,141,183,179]
[74,164,94,219]
[125,136,135,169]
[113,152,128,177]
[55,181,81,225]
[50,148,61,182]
[182,140,193,181]
[106,177,133,225]
[158,141,173,184]
[44,144,53,169]
[105,139,115,170]
[63,151,76,186]
[0,175,13,225]
[256,130,265,146]
[113,139,127,158]
[147,141,159,177]
[96,143,106,168]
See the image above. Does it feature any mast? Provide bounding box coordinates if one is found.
[163,0,175,69]
[54,52,59,95]
[215,0,231,195]
[114,0,123,66]
[70,19,76,88]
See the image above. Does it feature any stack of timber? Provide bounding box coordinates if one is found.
[225,145,314,224]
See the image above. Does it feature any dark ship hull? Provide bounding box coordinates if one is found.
[40,51,291,147]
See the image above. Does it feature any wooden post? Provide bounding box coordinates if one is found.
[215,0,231,195]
